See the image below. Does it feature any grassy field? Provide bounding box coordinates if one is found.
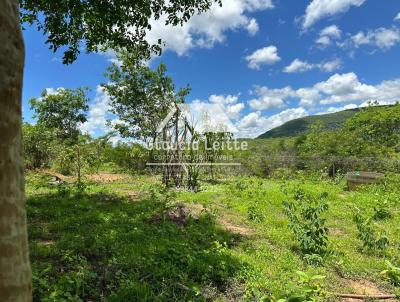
[26,172,400,301]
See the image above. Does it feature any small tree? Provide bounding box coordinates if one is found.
[284,189,330,260]
[103,51,190,161]
[30,88,89,144]
[22,123,55,169]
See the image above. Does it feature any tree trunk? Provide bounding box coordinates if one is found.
[0,1,32,301]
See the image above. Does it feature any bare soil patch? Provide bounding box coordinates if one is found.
[186,203,255,236]
[37,240,55,246]
[126,191,143,200]
[87,173,125,183]
[217,216,255,237]
[42,170,70,181]
[340,279,398,302]
[330,227,345,236]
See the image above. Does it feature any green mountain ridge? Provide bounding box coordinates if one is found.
[258,108,361,139]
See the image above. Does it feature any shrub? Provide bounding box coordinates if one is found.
[284,189,329,259]
[353,213,389,252]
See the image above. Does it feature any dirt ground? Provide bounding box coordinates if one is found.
[341,279,398,302]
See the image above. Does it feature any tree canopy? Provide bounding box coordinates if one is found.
[30,87,89,143]
[103,51,190,144]
[20,0,221,64]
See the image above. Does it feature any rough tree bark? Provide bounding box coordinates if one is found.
[0,0,32,301]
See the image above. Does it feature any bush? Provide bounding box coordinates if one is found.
[353,213,389,252]
[284,189,330,259]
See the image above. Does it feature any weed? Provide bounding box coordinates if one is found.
[372,201,392,221]
[248,201,266,223]
[261,271,327,302]
[381,260,400,286]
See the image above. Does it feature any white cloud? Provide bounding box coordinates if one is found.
[264,107,308,131]
[283,58,342,73]
[237,108,308,137]
[44,87,64,95]
[249,86,294,110]
[146,0,274,55]
[394,12,400,21]
[345,27,400,50]
[209,94,239,105]
[374,28,400,49]
[315,36,332,46]
[315,73,376,104]
[246,45,281,69]
[208,94,245,119]
[316,25,342,46]
[322,103,358,114]
[321,25,342,39]
[297,88,322,108]
[238,111,264,130]
[192,94,245,120]
[320,100,399,115]
[320,58,342,72]
[246,18,260,36]
[302,0,365,29]
[315,73,400,105]
[80,86,112,136]
[247,72,400,109]
[283,59,314,73]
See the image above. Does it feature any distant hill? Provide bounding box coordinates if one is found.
[258,108,360,139]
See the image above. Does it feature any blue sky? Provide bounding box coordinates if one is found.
[22,0,400,138]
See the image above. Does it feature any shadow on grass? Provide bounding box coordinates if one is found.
[27,190,247,301]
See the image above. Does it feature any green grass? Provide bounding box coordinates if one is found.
[26,172,400,301]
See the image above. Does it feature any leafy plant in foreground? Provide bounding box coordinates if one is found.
[353,213,389,252]
[381,260,400,286]
[261,271,327,302]
[372,201,392,221]
[284,189,330,259]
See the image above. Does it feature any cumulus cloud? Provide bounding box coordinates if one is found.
[319,100,399,115]
[208,94,245,119]
[315,73,400,105]
[394,12,400,21]
[344,27,400,50]
[237,108,308,137]
[246,18,260,36]
[322,103,358,114]
[185,94,245,134]
[321,25,342,39]
[44,87,65,95]
[302,0,365,29]
[248,72,400,109]
[246,45,281,69]
[146,0,274,55]
[80,86,112,136]
[283,59,314,73]
[320,58,342,72]
[316,25,342,46]
[192,94,245,120]
[297,88,322,107]
[283,58,342,73]
[248,86,294,110]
